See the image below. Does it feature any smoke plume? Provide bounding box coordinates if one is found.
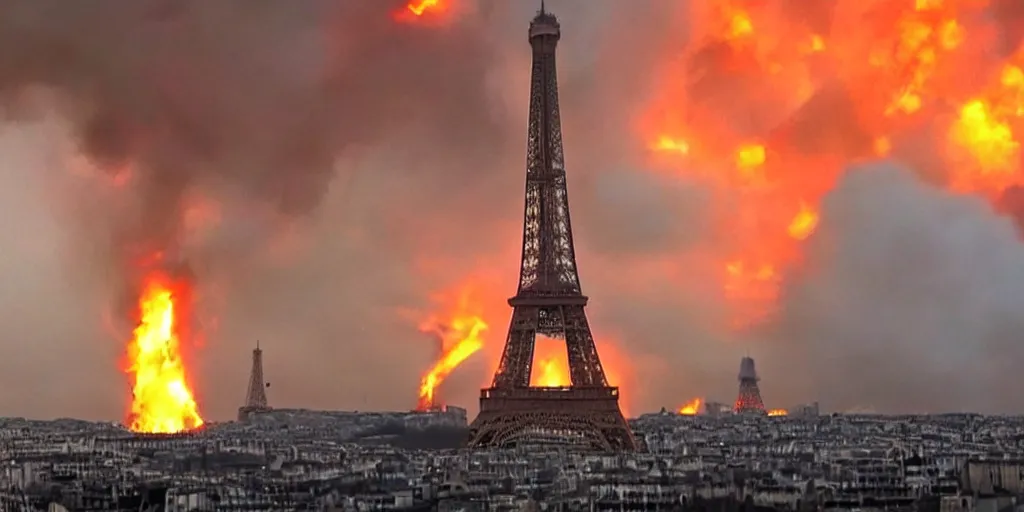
[0,0,520,417]
[760,164,1024,413]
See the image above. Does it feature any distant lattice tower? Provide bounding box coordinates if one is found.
[734,356,766,414]
[237,341,272,422]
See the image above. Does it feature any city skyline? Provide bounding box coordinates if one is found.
[0,0,1023,423]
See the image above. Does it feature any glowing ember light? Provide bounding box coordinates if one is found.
[726,261,777,282]
[1000,65,1024,115]
[879,7,965,116]
[736,144,766,170]
[406,0,441,16]
[950,100,1019,175]
[1001,65,1024,89]
[937,20,965,50]
[126,273,204,434]
[678,398,703,415]
[727,11,754,40]
[807,34,825,53]
[767,409,788,417]
[734,144,768,185]
[651,135,690,155]
[787,202,819,240]
[391,0,449,23]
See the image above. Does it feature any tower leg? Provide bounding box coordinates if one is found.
[563,305,608,387]
[492,307,539,389]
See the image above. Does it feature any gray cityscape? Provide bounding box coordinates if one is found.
[2,408,1024,511]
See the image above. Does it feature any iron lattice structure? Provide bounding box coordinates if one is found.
[237,341,271,421]
[466,5,637,452]
[734,356,766,414]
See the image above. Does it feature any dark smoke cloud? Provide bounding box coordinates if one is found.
[0,0,509,262]
[0,0,522,417]
[762,163,1024,414]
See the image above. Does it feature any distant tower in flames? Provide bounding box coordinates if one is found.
[237,341,272,422]
[734,356,766,414]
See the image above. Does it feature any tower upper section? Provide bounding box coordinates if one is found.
[514,3,581,297]
[738,356,759,382]
[529,5,560,44]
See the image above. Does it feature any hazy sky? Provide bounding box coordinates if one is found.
[0,0,1023,421]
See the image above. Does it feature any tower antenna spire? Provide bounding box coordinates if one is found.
[540,0,545,14]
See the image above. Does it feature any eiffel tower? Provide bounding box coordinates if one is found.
[466,4,637,452]
[734,356,766,414]
[237,341,271,422]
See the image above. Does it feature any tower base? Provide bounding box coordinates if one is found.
[467,387,637,452]
[735,407,767,416]
[237,406,272,422]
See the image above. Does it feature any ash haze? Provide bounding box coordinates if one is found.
[0,0,1020,421]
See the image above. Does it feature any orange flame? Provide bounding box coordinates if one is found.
[678,397,704,415]
[126,273,203,433]
[416,287,488,410]
[767,408,788,417]
[736,143,767,184]
[530,335,572,387]
[650,135,691,155]
[949,99,1020,191]
[393,0,449,23]
[406,0,441,16]
[787,202,819,240]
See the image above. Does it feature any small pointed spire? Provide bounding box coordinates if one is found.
[540,0,545,14]
[256,339,260,350]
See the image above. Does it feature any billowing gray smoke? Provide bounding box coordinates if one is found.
[760,163,1024,414]
[0,0,508,265]
[0,0,527,417]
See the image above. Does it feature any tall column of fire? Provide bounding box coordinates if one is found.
[125,268,204,434]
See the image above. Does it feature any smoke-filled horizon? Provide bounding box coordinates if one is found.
[0,0,1022,421]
